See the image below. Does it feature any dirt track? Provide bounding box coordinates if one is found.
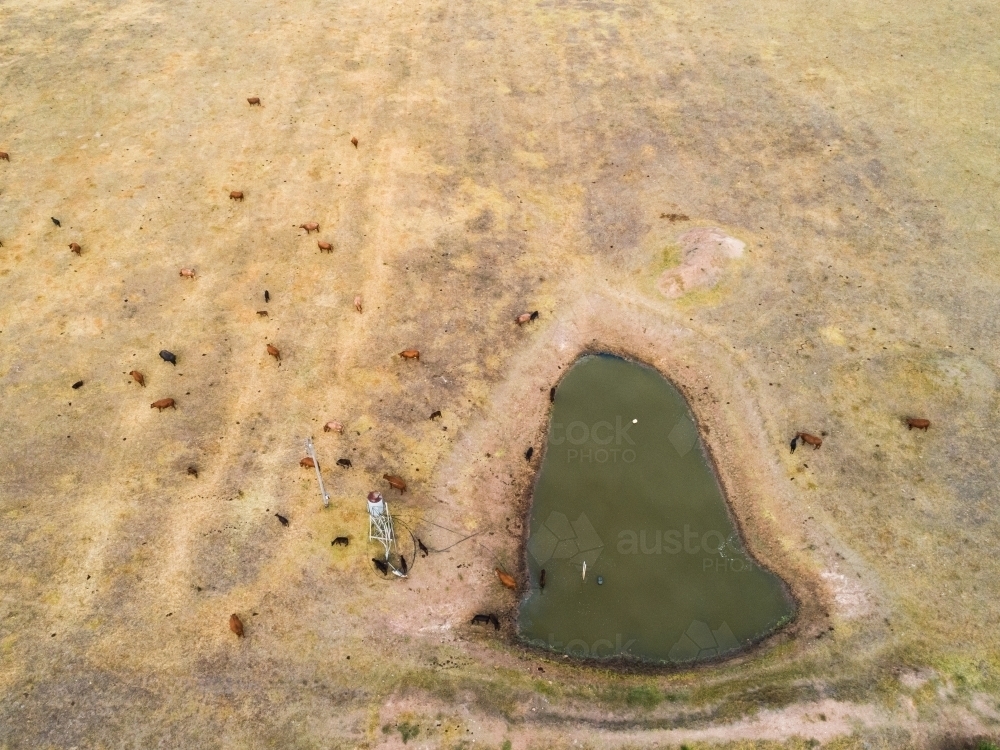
[2,0,999,747]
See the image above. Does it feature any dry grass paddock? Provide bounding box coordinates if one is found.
[1,0,999,747]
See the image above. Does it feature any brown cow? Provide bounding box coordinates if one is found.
[130,370,145,387]
[69,243,81,255]
[796,432,823,449]
[495,568,517,590]
[324,421,344,433]
[179,268,196,278]
[247,97,261,106]
[398,349,420,360]
[383,474,406,493]
[0,152,8,161]
[230,191,244,201]
[299,222,319,233]
[907,418,931,431]
[256,310,268,317]
[229,613,244,637]
[318,241,333,252]
[351,137,358,148]
[151,398,175,411]
[300,457,315,468]
[266,344,280,361]
[354,295,362,313]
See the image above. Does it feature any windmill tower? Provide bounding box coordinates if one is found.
[305,437,330,507]
[367,491,396,561]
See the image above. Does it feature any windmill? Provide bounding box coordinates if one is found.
[305,437,330,507]
[367,491,398,564]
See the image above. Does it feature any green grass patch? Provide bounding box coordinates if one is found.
[624,685,664,709]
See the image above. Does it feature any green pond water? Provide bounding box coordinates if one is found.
[519,354,795,663]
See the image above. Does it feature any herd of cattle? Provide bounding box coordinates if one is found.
[1,117,932,642]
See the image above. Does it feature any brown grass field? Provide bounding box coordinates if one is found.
[1,0,999,747]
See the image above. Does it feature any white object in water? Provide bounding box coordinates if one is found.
[582,560,587,581]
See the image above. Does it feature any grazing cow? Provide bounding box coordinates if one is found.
[351,137,358,148]
[383,474,406,492]
[495,568,516,589]
[300,456,315,468]
[516,313,532,325]
[299,222,319,233]
[400,556,408,576]
[69,243,81,255]
[0,152,8,161]
[229,614,244,638]
[230,191,244,201]
[247,97,261,106]
[324,421,344,433]
[790,436,797,453]
[151,398,175,411]
[331,536,349,546]
[51,217,61,227]
[257,310,268,317]
[907,418,931,431]
[398,349,420,360]
[72,380,84,389]
[429,410,442,420]
[264,290,270,303]
[130,370,145,386]
[318,241,333,252]
[179,268,195,278]
[187,466,198,477]
[266,344,280,361]
[471,614,493,626]
[661,213,689,222]
[418,538,429,557]
[275,513,289,526]
[530,311,539,321]
[525,446,534,461]
[337,458,352,468]
[354,295,362,313]
[372,558,389,575]
[796,432,822,450]
[539,569,546,589]
[550,387,556,402]
[159,350,177,365]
